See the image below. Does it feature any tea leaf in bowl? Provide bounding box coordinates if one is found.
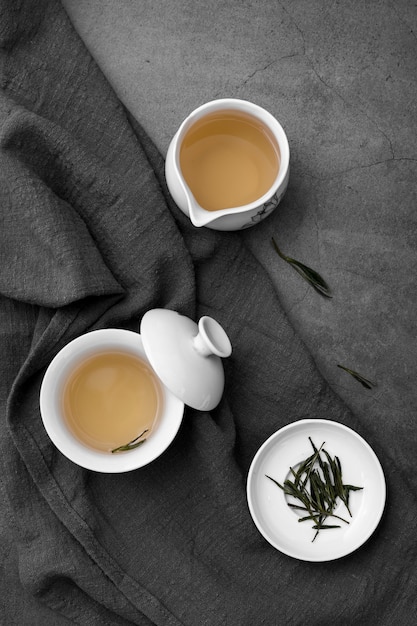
[111,429,149,453]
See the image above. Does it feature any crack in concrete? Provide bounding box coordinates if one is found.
[278,1,307,57]
[239,53,299,88]
[240,59,280,87]
[390,0,417,43]
[303,156,417,181]
[237,1,306,89]
[276,2,400,161]
[307,62,396,160]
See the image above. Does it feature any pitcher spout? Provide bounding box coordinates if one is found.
[187,195,219,228]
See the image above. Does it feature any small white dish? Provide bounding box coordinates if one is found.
[247,419,386,561]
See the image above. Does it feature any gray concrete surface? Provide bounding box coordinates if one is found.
[62,0,417,456]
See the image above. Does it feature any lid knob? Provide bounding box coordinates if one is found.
[192,316,232,358]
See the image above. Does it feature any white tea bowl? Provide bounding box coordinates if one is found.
[40,311,232,473]
[40,328,184,473]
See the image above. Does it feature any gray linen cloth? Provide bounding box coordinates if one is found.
[0,1,413,624]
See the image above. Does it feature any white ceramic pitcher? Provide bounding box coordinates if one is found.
[165,98,290,231]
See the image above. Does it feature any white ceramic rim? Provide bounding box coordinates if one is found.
[39,329,184,473]
[173,98,290,217]
[247,419,386,562]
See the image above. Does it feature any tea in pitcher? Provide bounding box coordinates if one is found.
[179,110,280,212]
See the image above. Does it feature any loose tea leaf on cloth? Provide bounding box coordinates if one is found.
[0,1,414,624]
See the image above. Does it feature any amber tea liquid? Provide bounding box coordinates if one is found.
[62,351,161,452]
[179,110,280,211]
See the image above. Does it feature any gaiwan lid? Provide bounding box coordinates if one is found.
[140,309,232,411]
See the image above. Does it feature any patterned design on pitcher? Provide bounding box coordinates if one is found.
[240,192,282,229]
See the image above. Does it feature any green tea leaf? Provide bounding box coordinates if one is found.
[111,429,149,453]
[271,237,332,298]
[337,364,376,389]
[266,436,362,541]
[265,474,285,491]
